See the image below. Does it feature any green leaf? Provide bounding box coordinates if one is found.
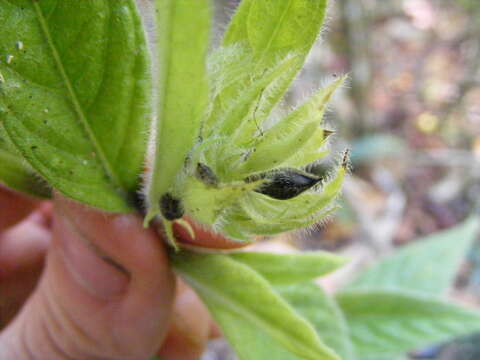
[236,122,318,175]
[346,217,480,295]
[0,123,50,197]
[222,205,338,240]
[258,76,345,148]
[229,251,346,285]
[337,290,480,358]
[171,251,340,360]
[212,54,299,141]
[182,176,262,226]
[0,0,152,212]
[224,0,327,62]
[276,283,355,360]
[145,0,212,222]
[205,0,328,142]
[361,356,409,360]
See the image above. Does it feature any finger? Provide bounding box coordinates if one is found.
[158,280,212,360]
[0,186,39,232]
[0,215,50,330]
[0,194,176,360]
[209,321,223,339]
[0,212,50,279]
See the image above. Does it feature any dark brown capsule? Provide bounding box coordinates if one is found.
[196,162,219,187]
[246,168,321,200]
[160,193,184,220]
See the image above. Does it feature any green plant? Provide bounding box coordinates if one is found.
[1,1,480,359]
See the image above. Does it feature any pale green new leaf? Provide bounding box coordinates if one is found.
[237,122,318,175]
[346,217,480,296]
[214,54,299,140]
[229,251,346,285]
[224,0,327,67]
[0,0,151,212]
[222,205,339,240]
[337,290,480,358]
[276,283,355,360]
[259,76,346,147]
[182,177,262,225]
[146,0,212,222]
[171,251,340,360]
[241,76,345,171]
[205,0,328,141]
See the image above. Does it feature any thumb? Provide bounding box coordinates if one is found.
[0,194,176,360]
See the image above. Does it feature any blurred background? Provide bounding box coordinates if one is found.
[205,0,480,359]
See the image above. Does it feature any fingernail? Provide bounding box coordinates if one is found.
[57,213,129,300]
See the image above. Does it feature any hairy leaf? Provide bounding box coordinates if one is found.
[204,0,328,141]
[213,54,299,141]
[0,0,151,211]
[171,251,340,360]
[224,0,327,66]
[0,123,49,197]
[346,217,480,295]
[337,290,480,357]
[276,283,355,360]
[229,251,346,285]
[237,122,318,175]
[258,76,345,150]
[222,205,339,240]
[182,177,262,226]
[146,0,212,222]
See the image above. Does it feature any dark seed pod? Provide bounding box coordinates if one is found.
[247,168,321,200]
[196,162,219,187]
[323,129,335,138]
[160,193,184,220]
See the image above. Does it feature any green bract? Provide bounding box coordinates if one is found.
[0,0,346,244]
[144,0,347,244]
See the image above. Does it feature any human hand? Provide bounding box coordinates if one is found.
[0,186,225,360]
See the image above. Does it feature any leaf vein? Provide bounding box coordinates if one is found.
[32,1,126,197]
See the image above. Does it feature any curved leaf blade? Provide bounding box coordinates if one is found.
[276,283,355,360]
[229,251,346,285]
[206,0,328,143]
[145,0,212,222]
[0,123,50,197]
[337,290,480,358]
[0,0,152,212]
[171,251,340,360]
[224,0,327,62]
[346,217,480,295]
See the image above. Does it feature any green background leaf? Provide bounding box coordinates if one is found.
[346,217,480,296]
[337,290,480,358]
[276,283,355,360]
[0,0,152,212]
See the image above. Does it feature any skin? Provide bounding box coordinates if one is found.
[0,186,243,360]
